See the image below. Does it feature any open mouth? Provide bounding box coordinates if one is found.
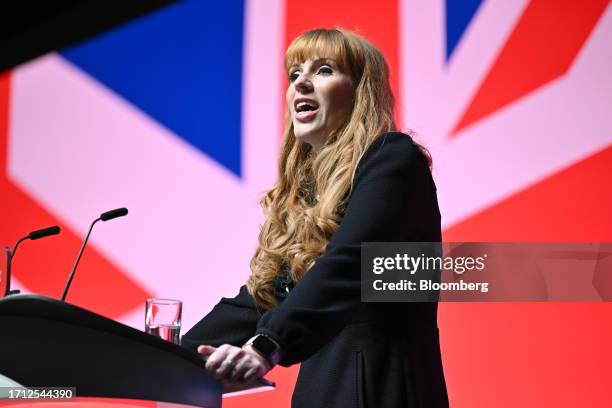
[294,99,319,121]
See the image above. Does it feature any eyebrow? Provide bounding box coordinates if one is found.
[289,58,336,71]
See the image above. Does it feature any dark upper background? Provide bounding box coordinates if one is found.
[0,0,177,73]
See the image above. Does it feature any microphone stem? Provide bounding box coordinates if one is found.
[10,236,28,261]
[7,236,29,288]
[61,218,101,301]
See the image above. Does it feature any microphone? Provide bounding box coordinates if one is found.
[61,208,128,301]
[4,225,61,296]
[28,226,61,240]
[100,207,128,221]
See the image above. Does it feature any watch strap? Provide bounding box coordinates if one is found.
[244,334,282,366]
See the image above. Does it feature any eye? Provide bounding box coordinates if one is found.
[318,66,333,75]
[289,71,300,82]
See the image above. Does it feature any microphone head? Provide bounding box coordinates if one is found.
[28,226,61,240]
[100,207,128,221]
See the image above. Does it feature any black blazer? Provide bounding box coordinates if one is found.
[183,132,449,407]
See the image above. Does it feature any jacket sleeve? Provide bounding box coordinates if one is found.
[254,132,439,366]
[181,285,261,351]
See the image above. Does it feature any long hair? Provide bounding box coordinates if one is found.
[247,28,423,310]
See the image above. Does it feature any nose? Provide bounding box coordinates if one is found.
[294,73,313,93]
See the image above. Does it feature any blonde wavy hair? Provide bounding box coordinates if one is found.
[247,28,412,310]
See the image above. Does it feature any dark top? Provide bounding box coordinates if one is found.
[182,132,449,407]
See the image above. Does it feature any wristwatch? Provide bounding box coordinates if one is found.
[244,334,282,366]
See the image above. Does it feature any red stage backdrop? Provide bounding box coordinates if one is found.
[1,1,611,407]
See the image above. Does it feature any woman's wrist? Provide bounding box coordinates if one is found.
[241,344,273,373]
[243,334,282,367]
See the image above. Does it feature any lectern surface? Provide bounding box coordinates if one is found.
[0,294,221,408]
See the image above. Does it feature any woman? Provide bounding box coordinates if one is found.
[182,28,448,407]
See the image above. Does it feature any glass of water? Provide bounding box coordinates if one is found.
[145,298,182,344]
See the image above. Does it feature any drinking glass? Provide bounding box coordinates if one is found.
[145,298,182,344]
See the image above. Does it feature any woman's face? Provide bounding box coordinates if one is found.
[286,58,354,151]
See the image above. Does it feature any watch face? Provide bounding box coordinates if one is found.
[252,335,277,355]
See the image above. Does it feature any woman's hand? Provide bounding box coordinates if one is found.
[197,344,272,384]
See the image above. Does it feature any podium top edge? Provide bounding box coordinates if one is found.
[0,294,203,367]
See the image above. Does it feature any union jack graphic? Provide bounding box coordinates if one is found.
[1,1,610,407]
